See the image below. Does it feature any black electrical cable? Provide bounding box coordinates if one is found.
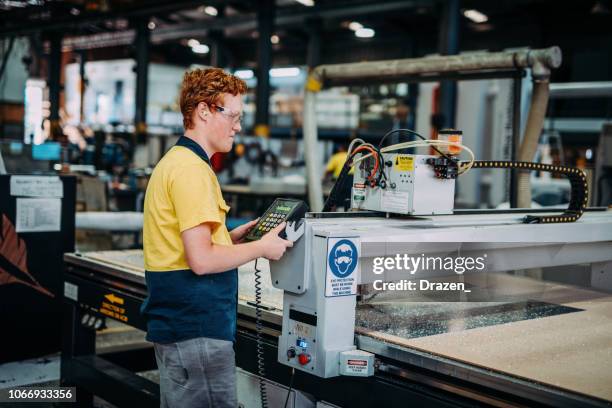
[378,128,424,148]
[283,368,295,408]
[379,128,456,162]
[323,142,379,211]
[254,258,268,408]
[323,160,353,212]
[373,144,387,184]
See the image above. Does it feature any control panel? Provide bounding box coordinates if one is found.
[281,309,317,371]
[245,198,308,241]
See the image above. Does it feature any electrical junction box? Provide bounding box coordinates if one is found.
[351,153,456,215]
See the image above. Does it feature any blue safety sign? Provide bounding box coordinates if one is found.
[328,239,358,278]
[326,237,360,297]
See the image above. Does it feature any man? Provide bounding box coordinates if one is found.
[142,68,293,407]
[323,144,349,181]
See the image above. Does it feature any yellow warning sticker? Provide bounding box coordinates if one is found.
[394,155,414,171]
[105,293,124,305]
[99,293,128,322]
[100,297,128,322]
[100,307,128,322]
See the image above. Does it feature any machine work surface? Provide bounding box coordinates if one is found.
[70,242,612,403]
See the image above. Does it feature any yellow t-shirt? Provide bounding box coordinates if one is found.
[143,145,232,271]
[326,151,354,178]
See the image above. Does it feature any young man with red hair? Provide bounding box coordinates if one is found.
[142,68,293,407]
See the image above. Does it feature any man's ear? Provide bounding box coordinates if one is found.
[197,102,210,122]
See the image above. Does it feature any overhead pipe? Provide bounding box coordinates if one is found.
[303,47,562,211]
[309,47,561,84]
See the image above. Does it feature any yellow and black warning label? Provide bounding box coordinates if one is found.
[394,155,414,171]
[100,293,128,322]
[104,293,124,305]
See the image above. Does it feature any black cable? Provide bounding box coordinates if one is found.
[283,368,295,408]
[254,258,268,408]
[323,143,373,211]
[378,128,424,148]
[323,160,352,211]
[373,144,387,184]
[380,128,456,162]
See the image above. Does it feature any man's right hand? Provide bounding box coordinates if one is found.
[259,222,294,260]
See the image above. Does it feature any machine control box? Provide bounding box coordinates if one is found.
[351,153,455,215]
[245,198,308,241]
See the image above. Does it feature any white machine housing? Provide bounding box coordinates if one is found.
[351,153,455,215]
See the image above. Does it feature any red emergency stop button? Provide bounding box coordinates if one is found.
[298,353,311,365]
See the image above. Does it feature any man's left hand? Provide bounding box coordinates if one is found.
[230,218,258,243]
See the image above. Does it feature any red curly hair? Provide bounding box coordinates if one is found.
[179,68,247,130]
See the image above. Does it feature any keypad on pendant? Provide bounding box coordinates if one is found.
[258,212,283,233]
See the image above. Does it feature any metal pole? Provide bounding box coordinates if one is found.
[210,36,224,68]
[304,88,323,211]
[510,72,522,208]
[549,81,612,98]
[48,31,62,141]
[304,17,324,211]
[437,0,459,129]
[306,18,321,69]
[254,0,274,138]
[134,18,150,138]
[78,50,86,123]
[209,6,225,68]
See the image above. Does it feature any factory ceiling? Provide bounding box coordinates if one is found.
[0,0,611,79]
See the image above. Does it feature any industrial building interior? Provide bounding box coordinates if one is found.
[1,0,612,407]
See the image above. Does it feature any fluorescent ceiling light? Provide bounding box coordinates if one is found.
[204,6,218,16]
[192,44,210,54]
[348,21,363,31]
[463,9,488,23]
[270,35,280,44]
[187,38,200,47]
[234,69,254,79]
[294,0,314,6]
[355,28,375,38]
[270,67,300,78]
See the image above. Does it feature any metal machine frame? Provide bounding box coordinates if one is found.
[61,208,612,407]
[269,209,612,404]
[61,252,522,407]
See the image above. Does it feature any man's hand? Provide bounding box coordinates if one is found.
[259,222,293,261]
[229,218,258,243]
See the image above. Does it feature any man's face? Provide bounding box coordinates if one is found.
[208,93,243,153]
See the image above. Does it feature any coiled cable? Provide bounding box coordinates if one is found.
[254,258,268,408]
